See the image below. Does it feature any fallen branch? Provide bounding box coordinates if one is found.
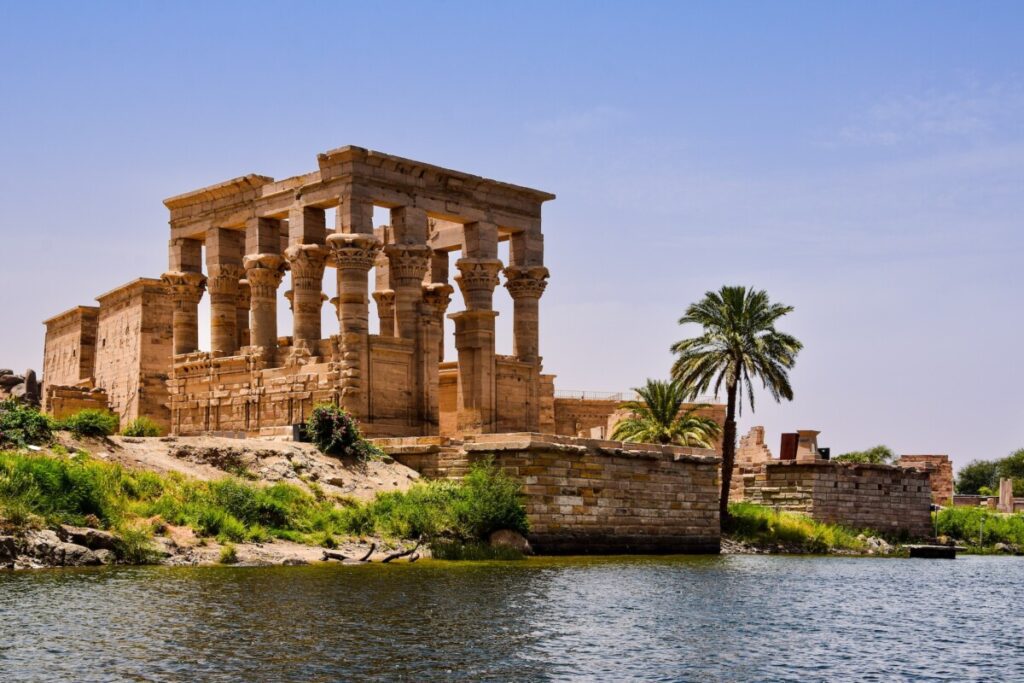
[357,543,376,562]
[381,542,420,563]
[321,549,349,562]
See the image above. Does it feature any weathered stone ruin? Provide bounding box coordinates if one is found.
[732,426,936,538]
[40,146,725,553]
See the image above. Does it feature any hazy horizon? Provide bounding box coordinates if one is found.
[2,2,1021,469]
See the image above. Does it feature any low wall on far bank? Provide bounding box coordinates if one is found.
[744,461,933,539]
[377,433,722,555]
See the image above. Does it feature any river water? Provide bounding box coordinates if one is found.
[0,555,1020,681]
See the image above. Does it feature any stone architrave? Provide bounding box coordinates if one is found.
[161,271,207,355]
[326,232,382,417]
[243,254,287,350]
[284,243,329,345]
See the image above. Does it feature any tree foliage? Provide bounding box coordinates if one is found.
[671,286,802,519]
[833,445,896,465]
[611,379,721,447]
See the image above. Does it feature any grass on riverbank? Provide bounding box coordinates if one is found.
[725,502,870,553]
[933,506,1024,551]
[0,449,528,561]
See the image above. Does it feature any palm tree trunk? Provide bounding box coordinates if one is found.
[719,378,738,525]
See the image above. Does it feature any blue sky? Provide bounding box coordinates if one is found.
[1,2,1021,467]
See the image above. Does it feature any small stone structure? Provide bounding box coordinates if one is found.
[43,279,173,429]
[732,426,935,538]
[898,455,953,505]
[379,434,721,554]
[744,460,933,538]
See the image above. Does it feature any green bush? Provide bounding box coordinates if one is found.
[219,543,239,564]
[122,417,162,437]
[342,458,528,541]
[0,400,54,448]
[934,506,1024,548]
[61,409,119,438]
[727,502,869,552]
[305,403,381,459]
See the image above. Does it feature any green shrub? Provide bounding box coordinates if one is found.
[115,526,159,564]
[0,400,54,448]
[727,502,868,552]
[219,543,239,564]
[305,403,381,459]
[122,417,162,437]
[61,409,119,438]
[934,506,1024,548]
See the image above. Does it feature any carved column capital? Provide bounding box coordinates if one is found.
[243,254,287,299]
[236,280,251,309]
[284,243,329,280]
[206,264,245,297]
[503,265,549,300]
[161,271,207,304]
[455,258,503,306]
[384,244,431,287]
[422,283,454,321]
[326,232,382,272]
[372,289,396,311]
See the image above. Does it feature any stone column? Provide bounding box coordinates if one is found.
[243,254,286,350]
[385,244,431,340]
[503,265,549,364]
[236,280,251,349]
[451,257,502,433]
[372,290,395,336]
[162,271,206,356]
[163,237,206,356]
[420,283,453,431]
[244,217,286,355]
[326,232,382,417]
[284,244,328,346]
[205,228,244,356]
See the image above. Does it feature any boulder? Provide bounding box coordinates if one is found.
[93,549,117,565]
[0,374,22,388]
[58,525,119,551]
[0,369,12,377]
[58,543,102,567]
[489,529,533,555]
[23,370,39,404]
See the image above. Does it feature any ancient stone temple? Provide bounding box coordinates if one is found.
[158,146,554,438]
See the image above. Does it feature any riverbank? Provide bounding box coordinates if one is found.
[0,436,528,570]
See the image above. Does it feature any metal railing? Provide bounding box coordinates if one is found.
[553,389,721,404]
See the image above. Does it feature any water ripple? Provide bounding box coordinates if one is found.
[0,556,1021,681]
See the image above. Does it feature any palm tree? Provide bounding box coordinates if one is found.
[611,379,721,448]
[671,286,802,521]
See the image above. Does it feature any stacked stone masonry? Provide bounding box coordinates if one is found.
[42,279,173,429]
[744,461,934,538]
[898,455,953,506]
[379,433,722,554]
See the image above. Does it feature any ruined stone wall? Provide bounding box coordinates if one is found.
[44,385,110,420]
[380,433,721,554]
[731,426,775,500]
[367,336,415,431]
[553,398,621,437]
[494,357,536,433]
[42,307,99,390]
[438,364,458,436]
[745,461,933,538]
[538,374,555,433]
[92,279,172,428]
[899,455,953,505]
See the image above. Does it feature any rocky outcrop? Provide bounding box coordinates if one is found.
[0,528,112,570]
[0,368,41,406]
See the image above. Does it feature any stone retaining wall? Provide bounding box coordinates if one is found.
[378,433,721,554]
[744,461,933,538]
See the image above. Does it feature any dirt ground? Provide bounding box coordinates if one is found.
[51,432,420,501]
